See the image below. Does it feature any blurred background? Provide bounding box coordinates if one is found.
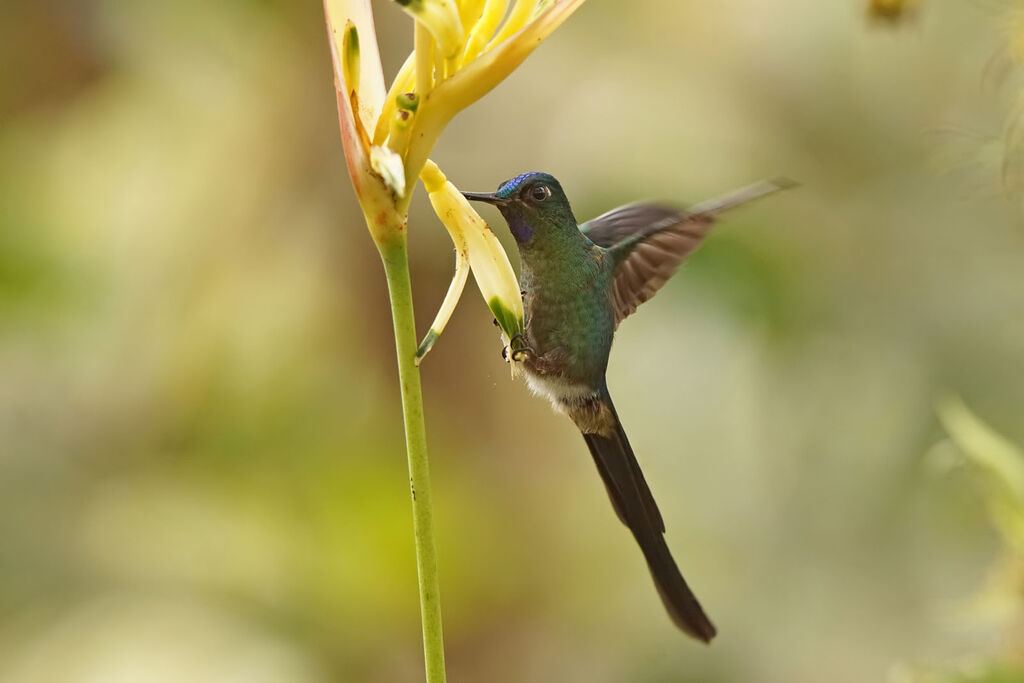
[3,1,1024,681]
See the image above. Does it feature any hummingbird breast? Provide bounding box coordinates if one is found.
[518,245,616,403]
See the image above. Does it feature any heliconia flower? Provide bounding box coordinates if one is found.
[417,161,524,362]
[324,0,588,203]
[322,3,589,676]
[323,0,585,358]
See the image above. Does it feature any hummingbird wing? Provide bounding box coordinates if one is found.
[580,179,793,328]
[581,204,714,329]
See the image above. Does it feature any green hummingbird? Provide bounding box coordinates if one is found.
[463,172,791,643]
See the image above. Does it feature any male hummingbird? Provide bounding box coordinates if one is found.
[463,172,791,642]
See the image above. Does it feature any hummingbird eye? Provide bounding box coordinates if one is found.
[528,185,552,202]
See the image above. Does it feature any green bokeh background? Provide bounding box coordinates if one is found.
[2,1,1024,681]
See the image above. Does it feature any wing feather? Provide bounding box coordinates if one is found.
[580,179,792,328]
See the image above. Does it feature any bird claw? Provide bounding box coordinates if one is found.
[506,332,534,363]
[511,347,534,363]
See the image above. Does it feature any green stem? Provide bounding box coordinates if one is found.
[377,230,447,683]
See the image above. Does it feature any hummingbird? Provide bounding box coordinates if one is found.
[463,172,791,642]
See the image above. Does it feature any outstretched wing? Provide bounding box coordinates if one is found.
[581,204,713,328]
[580,179,792,328]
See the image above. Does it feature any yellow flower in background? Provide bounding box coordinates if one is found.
[937,395,1024,553]
[323,0,585,358]
[867,0,919,23]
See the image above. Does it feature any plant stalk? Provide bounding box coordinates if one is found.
[377,227,447,683]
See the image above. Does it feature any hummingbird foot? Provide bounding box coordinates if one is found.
[511,347,535,363]
[505,332,535,364]
[501,343,536,363]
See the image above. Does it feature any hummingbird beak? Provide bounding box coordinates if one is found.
[461,191,507,207]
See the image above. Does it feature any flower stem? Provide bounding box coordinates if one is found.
[377,228,447,683]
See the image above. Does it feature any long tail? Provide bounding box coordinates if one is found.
[578,392,716,643]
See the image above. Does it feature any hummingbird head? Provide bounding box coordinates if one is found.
[462,172,577,244]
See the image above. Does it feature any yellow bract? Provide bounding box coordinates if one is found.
[395,0,465,63]
[419,161,524,360]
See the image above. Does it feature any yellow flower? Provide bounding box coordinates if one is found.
[325,0,586,195]
[323,0,586,358]
[417,161,523,362]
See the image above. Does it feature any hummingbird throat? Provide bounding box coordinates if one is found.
[505,212,533,243]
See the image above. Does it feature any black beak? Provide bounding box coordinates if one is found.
[461,191,507,207]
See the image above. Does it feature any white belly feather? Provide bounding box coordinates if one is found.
[521,366,597,411]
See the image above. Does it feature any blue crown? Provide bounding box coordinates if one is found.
[496,172,544,199]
